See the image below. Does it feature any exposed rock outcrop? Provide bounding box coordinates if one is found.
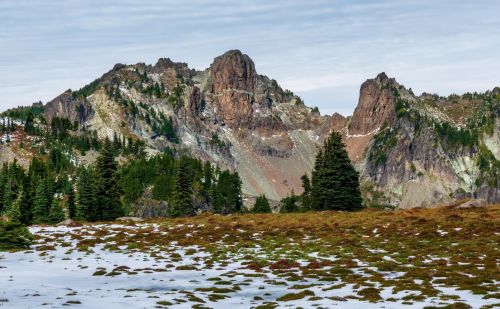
[349,73,397,135]
[44,91,93,124]
[30,50,499,208]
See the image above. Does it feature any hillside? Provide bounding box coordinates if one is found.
[1,50,499,208]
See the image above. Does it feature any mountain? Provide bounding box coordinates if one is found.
[3,50,500,208]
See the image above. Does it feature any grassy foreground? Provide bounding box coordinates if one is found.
[4,204,499,308]
[79,205,498,306]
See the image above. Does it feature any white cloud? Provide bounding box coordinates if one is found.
[0,0,499,115]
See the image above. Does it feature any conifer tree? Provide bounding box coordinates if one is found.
[45,176,55,211]
[19,176,34,224]
[94,139,123,220]
[32,180,49,224]
[310,131,363,211]
[48,199,65,224]
[300,174,312,211]
[24,111,35,135]
[252,195,271,213]
[280,191,299,213]
[77,168,96,221]
[212,170,242,214]
[2,178,12,214]
[0,174,4,213]
[67,187,76,219]
[7,190,23,224]
[169,158,193,217]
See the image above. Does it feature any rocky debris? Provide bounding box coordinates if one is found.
[455,199,488,209]
[56,219,82,227]
[133,200,169,218]
[116,217,144,222]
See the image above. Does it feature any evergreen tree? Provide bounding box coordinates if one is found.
[0,174,4,213]
[45,176,55,211]
[300,174,312,211]
[280,192,299,213]
[32,180,49,224]
[94,139,123,220]
[169,158,193,217]
[252,195,271,213]
[76,168,96,221]
[310,131,363,211]
[48,199,65,224]
[2,178,12,214]
[67,187,76,219]
[19,185,33,224]
[212,170,242,214]
[24,111,35,134]
[6,190,23,224]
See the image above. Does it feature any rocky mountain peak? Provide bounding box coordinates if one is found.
[206,50,258,127]
[348,73,400,135]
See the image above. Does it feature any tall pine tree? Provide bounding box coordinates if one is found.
[212,170,242,214]
[252,195,271,213]
[94,139,123,220]
[76,168,97,221]
[66,187,76,219]
[6,190,23,224]
[310,131,363,211]
[32,179,49,224]
[169,158,193,217]
[48,199,65,224]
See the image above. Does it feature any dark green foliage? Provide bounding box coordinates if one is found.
[280,193,299,213]
[395,99,410,118]
[2,178,13,214]
[476,144,500,187]
[24,111,35,134]
[168,83,185,109]
[72,78,102,98]
[152,114,178,143]
[94,139,124,221]
[48,147,71,172]
[48,199,66,224]
[369,129,397,166]
[300,174,312,211]
[435,121,478,148]
[209,133,227,149]
[6,191,23,224]
[50,116,75,139]
[0,220,32,251]
[252,195,271,213]
[76,168,97,221]
[32,180,49,224]
[66,188,76,219]
[1,104,44,122]
[169,158,194,217]
[310,131,363,211]
[212,170,242,214]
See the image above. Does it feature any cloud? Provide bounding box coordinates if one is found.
[0,0,499,115]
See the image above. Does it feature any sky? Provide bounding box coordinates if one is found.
[0,0,499,116]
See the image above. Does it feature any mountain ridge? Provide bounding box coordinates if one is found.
[2,49,499,208]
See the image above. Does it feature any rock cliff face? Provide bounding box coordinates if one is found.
[44,91,94,124]
[41,50,500,207]
[349,73,397,135]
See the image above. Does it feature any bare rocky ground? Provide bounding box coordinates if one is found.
[0,206,499,308]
